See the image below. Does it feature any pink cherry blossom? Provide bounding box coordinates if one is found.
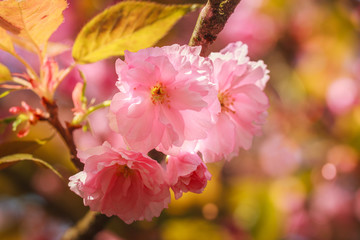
[196,42,270,162]
[108,44,220,153]
[68,142,170,224]
[166,152,211,199]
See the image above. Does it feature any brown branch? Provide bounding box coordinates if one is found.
[41,98,83,170]
[61,211,111,240]
[189,0,242,56]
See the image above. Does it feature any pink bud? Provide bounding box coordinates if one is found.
[166,152,211,199]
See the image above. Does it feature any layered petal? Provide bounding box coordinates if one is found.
[109,44,218,153]
[197,41,270,162]
[166,152,211,199]
[68,142,170,224]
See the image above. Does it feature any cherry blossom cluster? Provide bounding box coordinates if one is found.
[69,42,269,224]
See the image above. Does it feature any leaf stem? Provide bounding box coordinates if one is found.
[189,0,241,56]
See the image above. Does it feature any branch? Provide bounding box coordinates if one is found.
[61,211,111,240]
[189,0,241,56]
[42,98,83,170]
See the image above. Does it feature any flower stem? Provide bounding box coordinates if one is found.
[85,100,111,118]
[71,100,111,125]
[189,0,242,56]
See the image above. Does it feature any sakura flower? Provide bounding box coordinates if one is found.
[108,44,220,153]
[166,152,211,199]
[196,42,269,162]
[68,142,170,224]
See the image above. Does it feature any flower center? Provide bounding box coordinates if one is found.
[218,91,235,113]
[151,82,168,104]
[116,165,133,178]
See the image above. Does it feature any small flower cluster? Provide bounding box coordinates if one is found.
[9,101,49,137]
[69,42,269,223]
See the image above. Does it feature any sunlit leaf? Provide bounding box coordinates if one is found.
[0,0,67,49]
[0,63,12,82]
[72,1,202,63]
[0,153,63,179]
[0,28,15,53]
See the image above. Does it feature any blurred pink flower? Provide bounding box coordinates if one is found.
[312,183,352,218]
[259,134,301,177]
[69,142,170,224]
[217,0,279,57]
[95,230,124,240]
[108,44,219,153]
[196,42,269,162]
[166,152,211,199]
[326,77,359,115]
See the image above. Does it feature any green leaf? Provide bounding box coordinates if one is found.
[72,1,202,64]
[0,153,63,179]
[0,63,12,82]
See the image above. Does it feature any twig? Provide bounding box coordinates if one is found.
[189,0,242,56]
[61,211,111,240]
[41,98,83,170]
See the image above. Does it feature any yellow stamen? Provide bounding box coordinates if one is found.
[151,82,168,104]
[116,165,133,178]
[218,91,235,113]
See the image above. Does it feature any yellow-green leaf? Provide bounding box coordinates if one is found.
[0,153,63,179]
[0,28,15,53]
[0,0,67,49]
[72,1,202,64]
[0,63,12,82]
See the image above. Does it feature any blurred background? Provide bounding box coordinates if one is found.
[1,0,360,239]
